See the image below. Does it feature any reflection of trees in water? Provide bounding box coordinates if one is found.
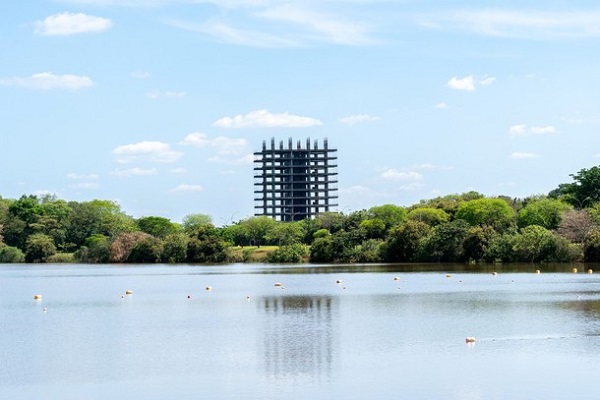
[261,296,334,379]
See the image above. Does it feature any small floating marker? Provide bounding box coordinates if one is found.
[336,279,343,284]
[246,296,251,301]
[446,274,452,278]
[274,282,283,287]
[465,337,476,343]
[572,267,578,274]
[535,270,541,274]
[125,290,133,295]
[187,295,191,299]
[393,277,400,281]
[492,272,498,276]
[33,294,42,300]
[588,269,594,274]
[205,286,212,291]
[43,307,47,313]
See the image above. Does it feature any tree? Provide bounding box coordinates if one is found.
[550,165,600,208]
[462,226,496,262]
[556,209,594,243]
[382,220,431,262]
[25,233,57,263]
[517,197,572,230]
[110,232,153,263]
[182,214,213,233]
[455,198,516,232]
[128,236,163,263]
[423,220,471,262]
[0,246,25,263]
[238,216,277,246]
[513,225,559,263]
[75,234,111,263]
[417,191,484,217]
[265,221,304,245]
[584,229,600,262]
[161,233,189,263]
[367,204,406,231]
[137,216,179,238]
[406,207,450,227]
[309,235,334,263]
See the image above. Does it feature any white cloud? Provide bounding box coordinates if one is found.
[434,102,448,109]
[509,124,557,136]
[180,132,210,147]
[34,12,113,35]
[70,182,99,189]
[170,184,204,193]
[112,167,158,177]
[510,152,540,159]
[423,10,600,40]
[213,109,322,128]
[67,172,99,180]
[380,169,423,181]
[181,132,252,164]
[0,72,94,90]
[447,75,495,91]
[113,141,183,164]
[339,114,380,127]
[447,75,475,91]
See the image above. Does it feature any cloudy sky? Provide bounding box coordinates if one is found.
[2,0,600,224]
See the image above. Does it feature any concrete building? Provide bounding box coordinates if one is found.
[254,138,338,221]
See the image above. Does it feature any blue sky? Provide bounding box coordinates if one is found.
[2,0,600,225]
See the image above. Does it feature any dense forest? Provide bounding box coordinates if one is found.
[3,165,600,264]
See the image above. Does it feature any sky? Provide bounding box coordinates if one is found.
[2,0,600,225]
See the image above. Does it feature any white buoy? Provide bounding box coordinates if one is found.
[33,294,42,300]
[336,279,343,284]
[465,337,476,343]
[492,272,498,276]
[125,290,133,295]
[393,277,400,281]
[205,286,212,291]
[274,282,283,287]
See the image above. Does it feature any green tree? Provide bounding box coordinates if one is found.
[367,204,406,231]
[137,216,179,238]
[309,235,334,263]
[382,220,431,262]
[182,214,213,233]
[513,225,559,263]
[462,226,497,262]
[238,216,277,246]
[406,207,450,227]
[423,220,471,262]
[417,191,484,217]
[266,243,310,263]
[162,233,189,263]
[75,234,111,263]
[0,246,25,263]
[550,165,600,208]
[128,236,163,263]
[455,198,516,232]
[517,197,572,230]
[584,228,600,262]
[186,224,227,263]
[265,221,304,245]
[25,233,57,263]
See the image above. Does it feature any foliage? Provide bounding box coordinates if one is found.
[161,233,189,263]
[127,236,163,263]
[406,207,450,227]
[348,239,384,263]
[266,244,310,263]
[517,197,572,230]
[0,245,25,263]
[584,229,600,262]
[512,225,561,263]
[556,209,594,244]
[309,236,334,263]
[455,197,516,232]
[462,226,496,263]
[550,166,600,208]
[182,214,213,233]
[75,234,111,263]
[382,220,431,262]
[25,233,57,263]
[367,204,407,231]
[265,221,304,245]
[137,216,179,238]
[110,232,153,263]
[47,253,76,263]
[423,220,471,262]
[237,216,277,246]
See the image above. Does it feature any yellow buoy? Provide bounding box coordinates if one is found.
[572,267,578,274]
[588,269,593,274]
[33,294,42,300]
[125,290,133,295]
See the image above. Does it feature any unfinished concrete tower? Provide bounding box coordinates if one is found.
[254,138,338,221]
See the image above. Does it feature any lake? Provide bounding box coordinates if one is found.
[1,263,600,399]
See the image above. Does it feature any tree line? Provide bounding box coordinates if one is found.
[3,165,600,264]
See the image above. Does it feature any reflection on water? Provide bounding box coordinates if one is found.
[261,296,334,380]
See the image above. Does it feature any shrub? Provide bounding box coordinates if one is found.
[266,244,310,263]
[0,245,25,263]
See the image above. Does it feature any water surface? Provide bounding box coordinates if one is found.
[1,263,599,399]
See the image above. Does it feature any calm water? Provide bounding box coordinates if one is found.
[1,263,600,399]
